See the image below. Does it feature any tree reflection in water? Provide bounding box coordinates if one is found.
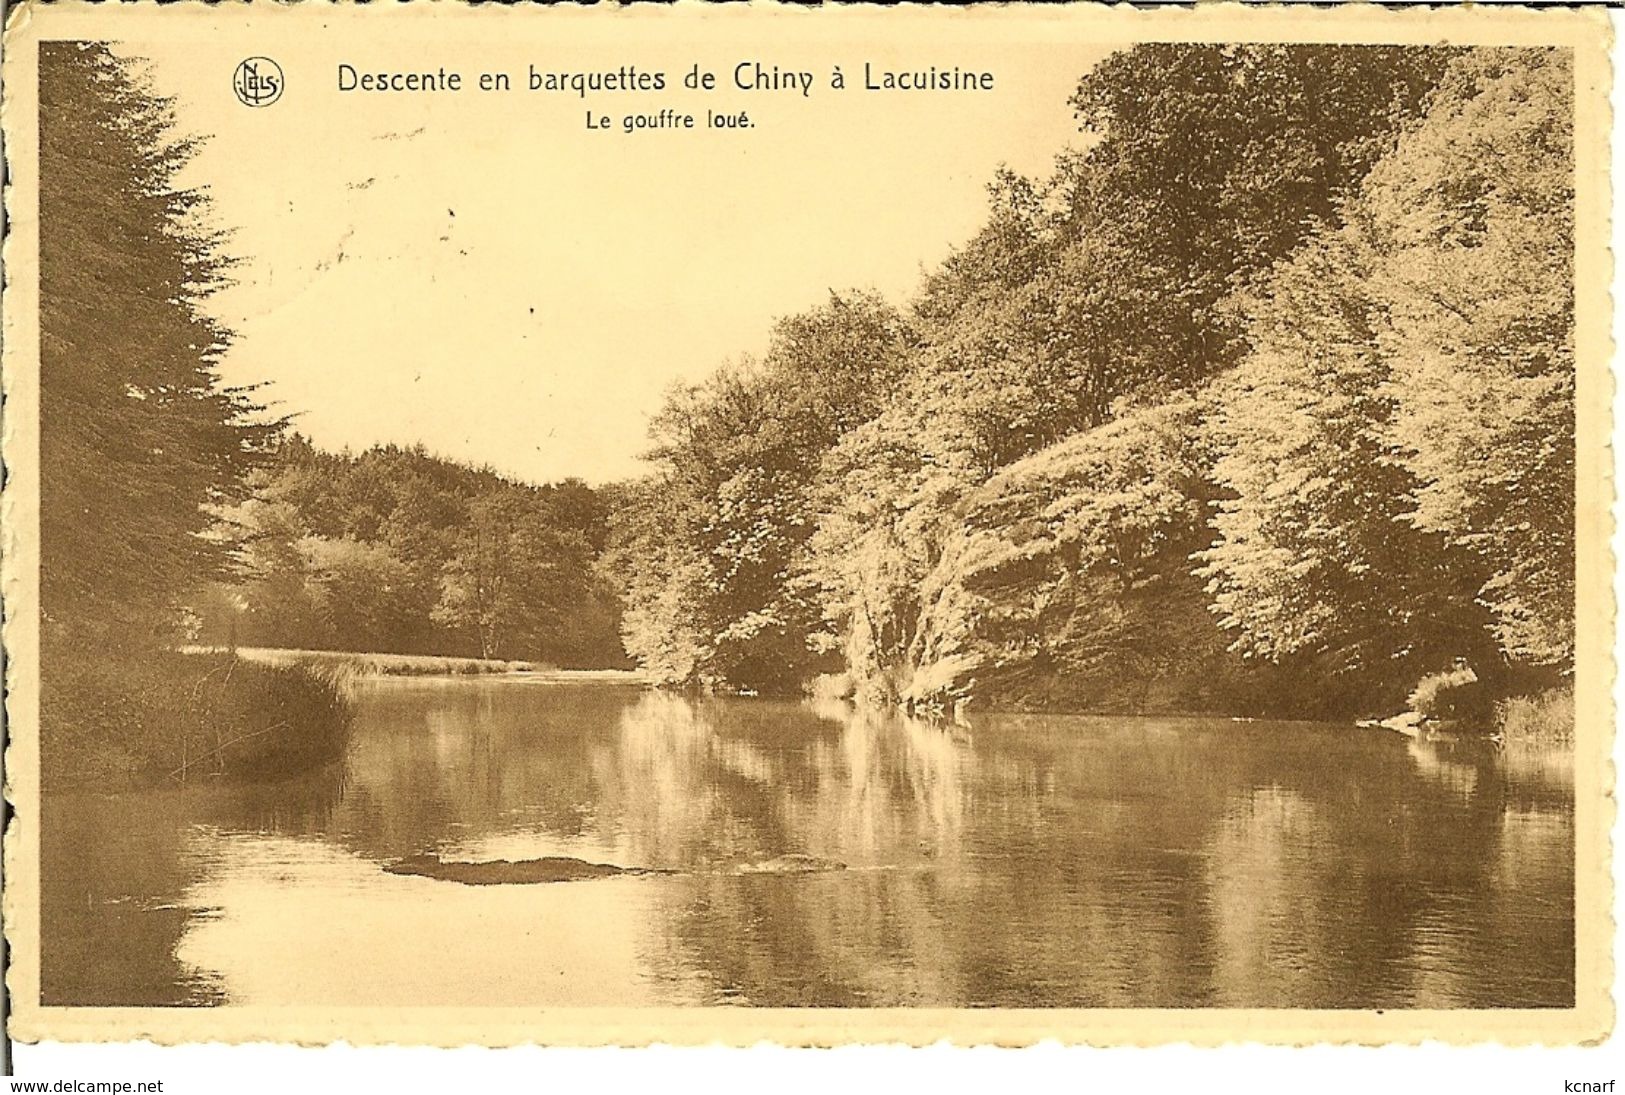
[41,682,1574,1008]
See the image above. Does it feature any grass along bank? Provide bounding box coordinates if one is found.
[200,646,544,679]
[42,646,354,792]
[185,646,654,685]
[1496,687,1574,748]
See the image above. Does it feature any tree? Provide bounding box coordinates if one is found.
[1055,44,1459,396]
[610,45,1573,715]
[302,537,422,654]
[218,492,329,649]
[608,475,714,685]
[1198,232,1485,686]
[1199,47,1573,689]
[802,406,968,704]
[189,437,626,664]
[613,293,913,691]
[790,46,1462,706]
[40,43,277,646]
[1363,48,1575,666]
[433,491,592,661]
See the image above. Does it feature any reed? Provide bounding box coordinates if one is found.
[1495,687,1574,747]
[218,646,543,678]
[42,646,354,791]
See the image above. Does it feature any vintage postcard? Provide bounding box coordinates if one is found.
[1,1,1614,1049]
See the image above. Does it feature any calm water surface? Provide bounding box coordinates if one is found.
[42,678,1574,1008]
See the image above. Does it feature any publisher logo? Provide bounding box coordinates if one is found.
[234,57,284,107]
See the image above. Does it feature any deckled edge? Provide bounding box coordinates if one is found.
[0,0,1615,1050]
[2,0,38,1061]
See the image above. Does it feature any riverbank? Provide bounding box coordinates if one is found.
[1358,676,1574,745]
[194,646,544,679]
[810,668,1571,745]
[42,646,353,792]
[210,647,655,686]
[1497,687,1575,747]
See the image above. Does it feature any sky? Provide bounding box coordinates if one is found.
[127,28,1112,485]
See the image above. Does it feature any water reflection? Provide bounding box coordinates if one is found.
[41,682,1574,1008]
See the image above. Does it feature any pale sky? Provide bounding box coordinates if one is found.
[125,29,1112,485]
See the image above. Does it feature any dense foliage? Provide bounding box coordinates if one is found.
[1201,48,1574,685]
[39,45,354,788]
[611,45,1576,719]
[608,292,913,690]
[41,650,351,791]
[40,43,278,648]
[191,439,628,667]
[42,41,1578,736]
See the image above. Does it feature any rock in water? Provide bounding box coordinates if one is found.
[1378,710,1425,735]
[385,853,660,885]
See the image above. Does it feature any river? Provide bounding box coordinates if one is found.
[41,676,1574,1008]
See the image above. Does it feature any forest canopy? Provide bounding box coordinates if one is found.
[608,44,1575,720]
[41,43,626,676]
[40,41,1576,728]
[191,438,628,668]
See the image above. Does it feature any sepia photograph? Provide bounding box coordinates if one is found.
[0,0,1615,1065]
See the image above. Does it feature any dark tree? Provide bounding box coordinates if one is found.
[1057,44,1460,396]
[40,42,276,647]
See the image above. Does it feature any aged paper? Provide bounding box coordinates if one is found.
[1,1,1614,1047]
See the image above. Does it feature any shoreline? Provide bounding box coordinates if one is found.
[183,646,644,682]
